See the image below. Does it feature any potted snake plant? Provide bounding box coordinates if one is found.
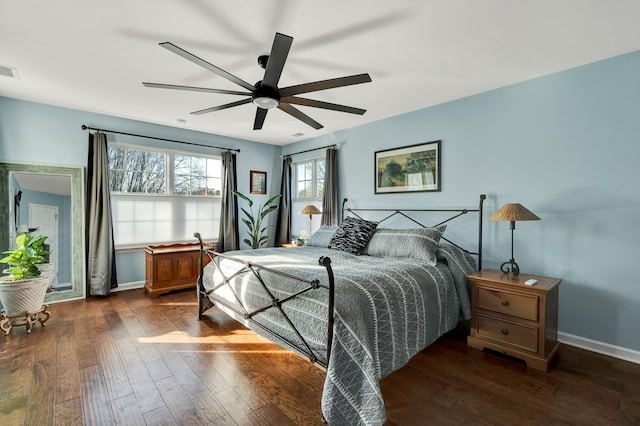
[0,233,53,317]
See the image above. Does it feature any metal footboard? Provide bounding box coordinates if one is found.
[193,232,335,368]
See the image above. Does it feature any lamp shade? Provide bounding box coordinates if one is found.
[489,203,540,222]
[16,224,29,234]
[299,205,322,215]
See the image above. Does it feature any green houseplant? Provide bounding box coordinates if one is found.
[233,190,281,249]
[1,233,48,280]
[0,233,52,321]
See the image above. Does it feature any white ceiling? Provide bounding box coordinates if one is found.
[14,173,71,197]
[2,1,639,146]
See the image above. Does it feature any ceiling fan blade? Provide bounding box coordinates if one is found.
[281,96,366,115]
[253,108,268,130]
[160,42,256,91]
[261,33,293,89]
[278,103,323,130]
[278,73,372,97]
[143,82,251,96]
[191,98,252,115]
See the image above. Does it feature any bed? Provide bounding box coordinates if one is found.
[194,195,486,425]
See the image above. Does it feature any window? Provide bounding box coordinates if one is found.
[108,146,166,193]
[174,154,222,196]
[107,144,222,248]
[294,158,325,200]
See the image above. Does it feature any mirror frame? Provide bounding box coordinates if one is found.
[0,161,85,303]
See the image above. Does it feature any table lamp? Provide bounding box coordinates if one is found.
[299,205,322,236]
[489,203,540,277]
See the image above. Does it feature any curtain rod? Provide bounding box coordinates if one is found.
[81,125,241,153]
[283,143,337,158]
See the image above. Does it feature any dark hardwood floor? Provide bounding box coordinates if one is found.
[1,289,638,425]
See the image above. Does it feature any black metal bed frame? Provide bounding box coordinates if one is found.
[194,194,486,370]
[193,236,335,368]
[342,194,486,270]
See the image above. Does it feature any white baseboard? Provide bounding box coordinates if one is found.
[559,332,640,365]
[112,281,145,292]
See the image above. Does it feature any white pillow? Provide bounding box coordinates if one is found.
[306,226,338,247]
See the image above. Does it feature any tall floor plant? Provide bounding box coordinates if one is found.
[233,190,281,249]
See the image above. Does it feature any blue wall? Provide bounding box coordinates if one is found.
[283,50,640,353]
[1,49,638,354]
[0,98,281,284]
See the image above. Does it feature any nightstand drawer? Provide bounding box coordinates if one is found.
[476,314,538,353]
[477,286,538,321]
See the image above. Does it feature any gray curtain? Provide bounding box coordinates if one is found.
[322,148,338,226]
[86,132,117,296]
[217,151,239,252]
[275,156,292,246]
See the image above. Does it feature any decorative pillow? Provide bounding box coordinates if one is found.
[362,225,447,266]
[306,226,338,247]
[329,217,378,255]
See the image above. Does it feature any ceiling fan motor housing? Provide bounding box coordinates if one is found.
[252,81,280,109]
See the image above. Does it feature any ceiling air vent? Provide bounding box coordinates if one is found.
[0,65,19,79]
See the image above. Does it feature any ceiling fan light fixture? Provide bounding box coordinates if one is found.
[252,96,279,109]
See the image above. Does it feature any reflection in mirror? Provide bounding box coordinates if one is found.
[1,162,85,303]
[12,173,72,291]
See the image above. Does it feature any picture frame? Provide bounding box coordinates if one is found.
[250,170,267,194]
[375,140,441,194]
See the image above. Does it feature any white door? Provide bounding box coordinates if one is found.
[29,204,59,272]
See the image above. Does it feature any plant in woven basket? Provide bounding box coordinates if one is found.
[233,190,281,249]
[1,233,48,281]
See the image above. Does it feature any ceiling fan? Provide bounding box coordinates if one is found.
[143,32,372,130]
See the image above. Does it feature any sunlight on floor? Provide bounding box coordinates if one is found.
[154,302,198,306]
[176,349,290,354]
[137,329,274,345]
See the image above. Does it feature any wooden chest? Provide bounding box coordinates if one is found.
[144,243,212,297]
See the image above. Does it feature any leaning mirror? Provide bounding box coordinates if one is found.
[0,162,85,303]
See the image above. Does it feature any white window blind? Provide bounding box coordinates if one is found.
[111,195,220,247]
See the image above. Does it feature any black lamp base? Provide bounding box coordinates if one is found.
[500,259,520,277]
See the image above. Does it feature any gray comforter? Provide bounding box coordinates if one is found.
[202,244,476,425]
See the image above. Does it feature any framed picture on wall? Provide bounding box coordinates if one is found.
[375,140,441,194]
[250,170,267,194]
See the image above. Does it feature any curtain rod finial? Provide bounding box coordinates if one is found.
[81,125,87,130]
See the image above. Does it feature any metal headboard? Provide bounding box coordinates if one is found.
[341,194,486,270]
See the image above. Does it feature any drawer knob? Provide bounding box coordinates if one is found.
[501,328,509,335]
[501,299,509,306]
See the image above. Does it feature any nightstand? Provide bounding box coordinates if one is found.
[467,269,561,372]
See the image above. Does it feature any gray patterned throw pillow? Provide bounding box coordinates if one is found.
[329,217,378,255]
[362,225,446,266]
